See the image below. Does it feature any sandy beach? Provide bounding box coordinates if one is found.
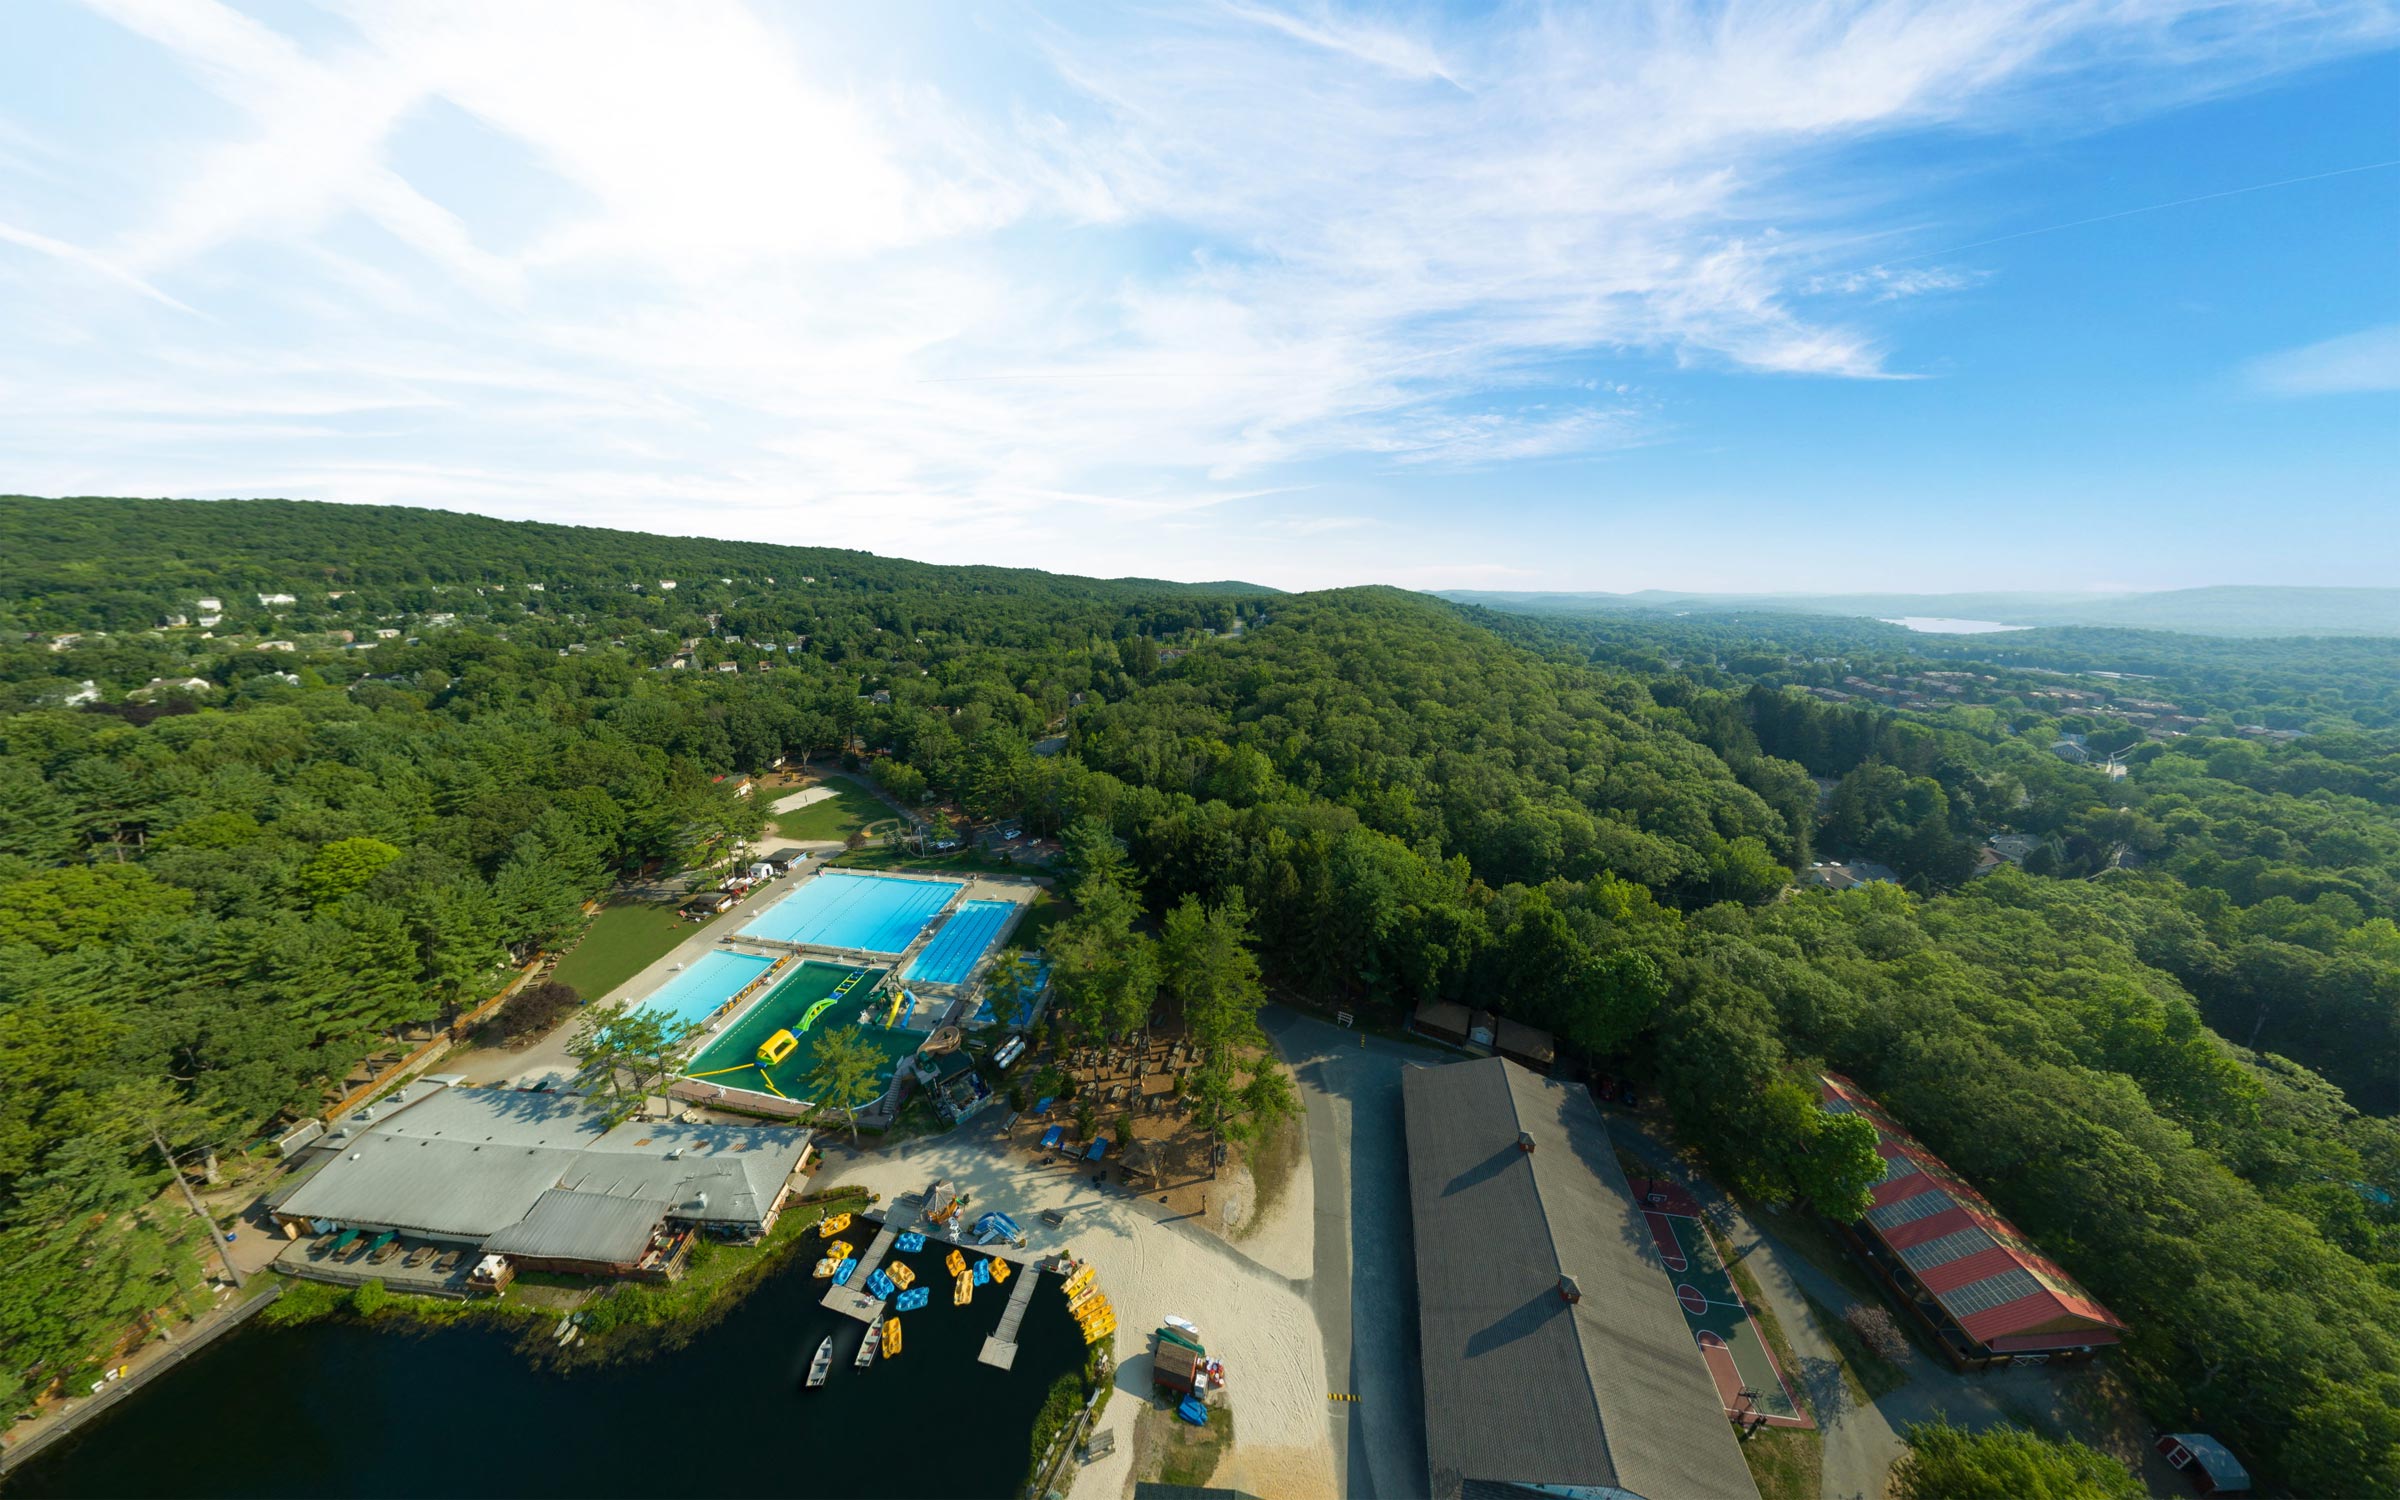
[813,1125,1335,1499]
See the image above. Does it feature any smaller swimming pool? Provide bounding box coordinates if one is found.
[629,950,777,1030]
[904,900,1017,985]
[740,871,963,953]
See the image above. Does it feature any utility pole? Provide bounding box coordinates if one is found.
[153,1129,244,1290]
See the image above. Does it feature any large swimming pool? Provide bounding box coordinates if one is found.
[739,871,963,953]
[904,900,1017,985]
[629,950,778,1029]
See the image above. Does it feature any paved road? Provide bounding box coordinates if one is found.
[1263,1008,1435,1500]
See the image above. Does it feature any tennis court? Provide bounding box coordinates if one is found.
[628,950,778,1030]
[1637,1181,1810,1429]
[680,961,912,1102]
[739,870,962,953]
[904,900,1016,985]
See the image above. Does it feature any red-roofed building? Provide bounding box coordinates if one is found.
[1820,1073,2128,1369]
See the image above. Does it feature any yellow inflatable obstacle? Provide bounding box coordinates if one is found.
[818,1212,852,1238]
[758,1029,799,1067]
[944,1248,966,1276]
[953,1270,974,1306]
[989,1257,1011,1284]
[887,1261,915,1290]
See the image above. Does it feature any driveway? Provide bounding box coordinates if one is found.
[1262,1007,1437,1500]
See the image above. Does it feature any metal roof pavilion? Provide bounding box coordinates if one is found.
[1821,1073,2126,1352]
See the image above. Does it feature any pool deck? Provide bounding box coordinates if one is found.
[818,1205,1044,1370]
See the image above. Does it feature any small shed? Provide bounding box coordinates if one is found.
[1492,1016,1557,1074]
[2156,1434,2251,1495]
[1412,1000,1474,1048]
[1153,1341,1205,1393]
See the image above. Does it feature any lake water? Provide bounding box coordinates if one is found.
[1880,616,2032,635]
[9,1256,1084,1499]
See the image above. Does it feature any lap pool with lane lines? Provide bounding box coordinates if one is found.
[738,870,964,953]
[903,899,1017,985]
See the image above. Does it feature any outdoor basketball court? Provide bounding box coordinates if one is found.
[1634,1178,1812,1430]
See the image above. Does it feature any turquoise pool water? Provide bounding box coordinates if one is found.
[739,871,963,953]
[903,900,1016,985]
[629,950,777,1029]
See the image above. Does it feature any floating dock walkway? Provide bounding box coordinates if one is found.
[822,1216,899,1322]
[820,1203,1046,1367]
[979,1263,1042,1370]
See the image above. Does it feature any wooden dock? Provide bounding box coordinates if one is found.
[978,1264,1042,1369]
[821,1217,898,1323]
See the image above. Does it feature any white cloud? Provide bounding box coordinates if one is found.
[1806,265,1988,300]
[0,0,2391,582]
[2248,323,2400,396]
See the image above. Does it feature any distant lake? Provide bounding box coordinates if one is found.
[1881,617,2032,635]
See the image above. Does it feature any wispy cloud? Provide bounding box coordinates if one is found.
[0,220,199,313]
[2248,323,2400,396]
[0,0,2392,584]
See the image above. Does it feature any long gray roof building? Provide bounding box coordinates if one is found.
[1403,1056,1759,1500]
[275,1084,810,1262]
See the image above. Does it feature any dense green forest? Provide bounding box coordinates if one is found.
[3,500,2396,1493]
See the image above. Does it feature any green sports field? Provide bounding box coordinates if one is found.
[680,961,912,1103]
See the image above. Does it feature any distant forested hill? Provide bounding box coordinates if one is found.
[1442,584,2400,638]
[0,499,2394,1491]
[0,495,1269,634]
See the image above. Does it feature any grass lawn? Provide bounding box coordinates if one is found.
[837,846,1035,878]
[773,782,897,842]
[1012,888,1068,949]
[551,900,729,1004]
[1136,1399,1235,1488]
[1738,1424,1823,1500]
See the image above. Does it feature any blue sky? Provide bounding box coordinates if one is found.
[1,1,2394,593]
